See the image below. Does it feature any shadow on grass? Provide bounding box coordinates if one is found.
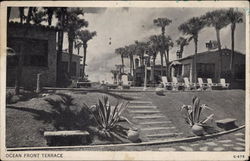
[7,93,94,131]
[73,90,136,101]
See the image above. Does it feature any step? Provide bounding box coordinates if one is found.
[129,101,152,104]
[128,105,157,109]
[139,121,172,125]
[141,126,176,131]
[133,115,166,119]
[147,133,182,138]
[129,110,161,114]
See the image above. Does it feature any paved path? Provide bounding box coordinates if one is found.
[158,130,245,151]
[125,96,183,142]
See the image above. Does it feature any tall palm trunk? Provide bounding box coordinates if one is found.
[121,54,124,73]
[160,52,163,77]
[229,23,236,85]
[165,48,170,79]
[82,44,87,78]
[7,7,11,23]
[150,56,156,85]
[193,36,198,85]
[216,28,222,81]
[68,34,74,76]
[56,8,65,86]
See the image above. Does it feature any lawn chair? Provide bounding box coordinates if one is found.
[121,75,130,89]
[198,78,208,90]
[172,77,183,91]
[161,76,172,90]
[219,78,230,89]
[183,77,196,90]
[207,78,218,90]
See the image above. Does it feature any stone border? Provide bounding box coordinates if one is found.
[7,125,245,151]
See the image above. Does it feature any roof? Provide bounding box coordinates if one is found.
[8,21,60,31]
[175,49,244,62]
[62,51,83,58]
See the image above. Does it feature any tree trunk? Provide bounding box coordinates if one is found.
[121,55,124,73]
[56,8,65,86]
[82,45,87,78]
[230,24,236,87]
[165,48,170,79]
[7,7,11,23]
[193,36,198,85]
[19,7,24,24]
[179,46,184,59]
[160,52,163,77]
[150,56,156,85]
[216,28,222,82]
[68,34,74,77]
[26,7,33,24]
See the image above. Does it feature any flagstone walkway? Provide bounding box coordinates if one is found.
[158,131,245,151]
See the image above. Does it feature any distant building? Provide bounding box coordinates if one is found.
[7,22,58,88]
[61,51,82,78]
[170,49,245,89]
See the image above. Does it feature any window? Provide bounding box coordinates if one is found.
[7,37,48,67]
[235,64,245,79]
[197,63,215,78]
[183,64,190,77]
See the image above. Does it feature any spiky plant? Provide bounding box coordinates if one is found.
[181,96,214,127]
[87,96,129,138]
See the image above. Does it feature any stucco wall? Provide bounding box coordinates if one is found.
[7,23,57,88]
[61,52,82,78]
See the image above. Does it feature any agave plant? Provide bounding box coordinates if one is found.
[181,96,214,127]
[87,96,129,138]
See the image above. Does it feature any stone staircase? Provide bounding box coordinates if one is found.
[127,100,183,142]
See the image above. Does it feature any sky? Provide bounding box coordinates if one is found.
[9,7,246,82]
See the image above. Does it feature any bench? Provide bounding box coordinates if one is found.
[216,118,237,130]
[76,82,92,88]
[44,130,90,146]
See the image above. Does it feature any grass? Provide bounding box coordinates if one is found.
[6,89,245,149]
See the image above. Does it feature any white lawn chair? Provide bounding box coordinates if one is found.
[121,75,130,89]
[161,76,172,90]
[183,77,195,90]
[172,77,183,91]
[198,78,208,90]
[219,78,230,89]
[207,78,218,90]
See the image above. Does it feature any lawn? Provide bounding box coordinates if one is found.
[6,89,245,148]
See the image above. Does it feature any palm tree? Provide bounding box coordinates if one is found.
[226,8,243,83]
[202,9,229,81]
[76,30,96,78]
[43,7,57,26]
[115,47,126,73]
[55,7,67,85]
[135,41,147,67]
[178,17,206,84]
[148,35,161,84]
[153,18,172,76]
[31,8,46,25]
[176,36,189,59]
[125,44,136,76]
[7,7,11,23]
[163,35,174,78]
[64,8,88,77]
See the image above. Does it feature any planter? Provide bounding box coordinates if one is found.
[191,124,204,136]
[155,87,164,95]
[127,129,139,142]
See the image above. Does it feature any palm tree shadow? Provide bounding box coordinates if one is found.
[7,93,93,131]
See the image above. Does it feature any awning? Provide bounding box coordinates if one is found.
[170,61,182,66]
